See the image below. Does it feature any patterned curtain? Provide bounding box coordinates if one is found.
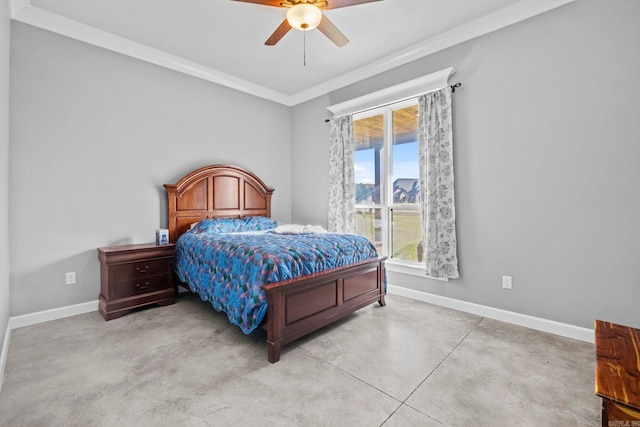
[328,115,356,233]
[418,87,459,279]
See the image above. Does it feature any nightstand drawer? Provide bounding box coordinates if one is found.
[115,274,172,299]
[114,258,171,281]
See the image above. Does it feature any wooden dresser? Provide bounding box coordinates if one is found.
[595,320,640,426]
[97,243,175,320]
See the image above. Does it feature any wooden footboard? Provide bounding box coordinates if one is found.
[262,257,386,363]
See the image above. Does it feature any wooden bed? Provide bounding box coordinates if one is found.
[164,164,386,363]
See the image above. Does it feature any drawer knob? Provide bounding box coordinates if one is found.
[136,266,149,273]
[136,282,149,290]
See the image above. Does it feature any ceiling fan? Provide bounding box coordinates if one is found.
[232,0,382,47]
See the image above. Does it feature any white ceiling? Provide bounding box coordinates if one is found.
[11,0,575,106]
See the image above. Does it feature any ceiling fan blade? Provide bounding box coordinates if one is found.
[231,0,284,7]
[317,15,349,47]
[324,0,382,10]
[265,19,293,45]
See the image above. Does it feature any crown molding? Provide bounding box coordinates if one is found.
[10,2,292,105]
[289,0,576,105]
[10,0,576,107]
[9,0,28,16]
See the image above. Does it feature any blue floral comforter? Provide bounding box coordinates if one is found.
[174,217,378,334]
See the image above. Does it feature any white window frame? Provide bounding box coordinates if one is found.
[354,98,423,268]
[329,67,455,280]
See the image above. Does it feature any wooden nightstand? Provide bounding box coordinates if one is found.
[97,243,176,320]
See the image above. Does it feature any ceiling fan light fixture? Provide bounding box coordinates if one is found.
[286,4,322,31]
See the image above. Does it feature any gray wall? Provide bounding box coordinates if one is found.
[9,23,292,316]
[291,0,640,329]
[7,0,640,331]
[291,94,332,225]
[1,1,10,349]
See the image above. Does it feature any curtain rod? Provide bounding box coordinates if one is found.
[324,82,462,123]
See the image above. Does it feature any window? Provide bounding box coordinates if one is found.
[354,100,424,264]
[328,67,458,279]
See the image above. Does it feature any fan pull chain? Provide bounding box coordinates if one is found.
[303,29,307,66]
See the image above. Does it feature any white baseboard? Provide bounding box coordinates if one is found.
[1,287,595,390]
[0,320,10,392]
[1,300,98,392]
[9,300,99,330]
[387,284,595,344]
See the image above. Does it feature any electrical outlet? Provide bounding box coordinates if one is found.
[65,272,76,285]
[502,275,512,290]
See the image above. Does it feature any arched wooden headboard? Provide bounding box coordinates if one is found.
[164,164,274,243]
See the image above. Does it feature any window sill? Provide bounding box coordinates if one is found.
[384,259,449,282]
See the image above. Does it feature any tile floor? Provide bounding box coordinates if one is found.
[0,293,601,426]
